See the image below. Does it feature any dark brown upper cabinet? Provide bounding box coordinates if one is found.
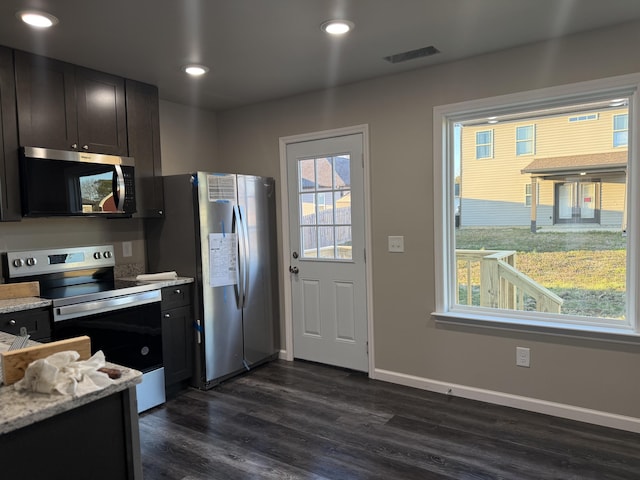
[15,50,128,156]
[0,46,20,221]
[126,79,164,217]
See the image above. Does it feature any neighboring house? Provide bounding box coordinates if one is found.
[459,106,628,230]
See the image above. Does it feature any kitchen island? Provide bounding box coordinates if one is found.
[0,331,143,479]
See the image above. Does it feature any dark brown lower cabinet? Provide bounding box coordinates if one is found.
[161,285,194,396]
[0,388,142,480]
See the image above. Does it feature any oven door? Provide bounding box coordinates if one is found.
[53,291,162,373]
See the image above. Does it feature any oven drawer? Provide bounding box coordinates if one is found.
[0,308,52,341]
[161,284,192,310]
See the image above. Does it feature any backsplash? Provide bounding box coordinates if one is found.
[114,263,146,278]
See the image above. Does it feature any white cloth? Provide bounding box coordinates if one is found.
[14,350,113,395]
[136,271,178,282]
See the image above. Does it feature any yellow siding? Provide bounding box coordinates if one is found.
[460,107,627,224]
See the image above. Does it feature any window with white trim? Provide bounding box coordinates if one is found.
[475,130,493,159]
[613,113,628,147]
[516,125,535,156]
[433,75,639,337]
[524,183,539,207]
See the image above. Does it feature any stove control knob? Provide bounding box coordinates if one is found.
[94,252,102,260]
[25,257,37,267]
[103,251,113,259]
[12,258,24,268]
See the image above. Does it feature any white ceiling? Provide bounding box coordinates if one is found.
[1,0,640,111]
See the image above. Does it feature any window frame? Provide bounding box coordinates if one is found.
[613,113,628,148]
[515,124,535,156]
[432,74,640,342]
[524,183,540,207]
[475,129,493,159]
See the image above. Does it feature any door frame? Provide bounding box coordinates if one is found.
[278,124,375,375]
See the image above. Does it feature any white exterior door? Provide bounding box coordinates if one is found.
[286,133,368,372]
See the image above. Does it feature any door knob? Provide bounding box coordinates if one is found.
[289,266,299,274]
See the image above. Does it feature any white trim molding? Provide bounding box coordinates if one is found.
[373,368,640,434]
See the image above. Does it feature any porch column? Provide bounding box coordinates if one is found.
[530,177,537,233]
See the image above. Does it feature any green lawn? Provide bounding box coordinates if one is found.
[455,228,626,318]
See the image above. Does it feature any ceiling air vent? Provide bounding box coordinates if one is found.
[383,45,440,64]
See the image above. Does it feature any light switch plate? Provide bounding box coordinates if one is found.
[122,241,133,258]
[388,235,405,252]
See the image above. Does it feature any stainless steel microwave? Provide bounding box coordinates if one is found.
[19,147,136,217]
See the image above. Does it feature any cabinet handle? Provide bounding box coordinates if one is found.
[9,319,16,325]
[82,145,89,150]
[174,289,181,294]
[164,313,171,318]
[71,143,78,150]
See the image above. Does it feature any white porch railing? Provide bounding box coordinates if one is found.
[456,249,563,313]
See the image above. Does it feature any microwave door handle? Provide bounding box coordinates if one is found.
[114,164,125,212]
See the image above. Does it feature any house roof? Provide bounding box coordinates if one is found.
[521,151,627,176]
[300,156,350,190]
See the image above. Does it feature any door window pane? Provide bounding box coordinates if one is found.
[297,155,353,260]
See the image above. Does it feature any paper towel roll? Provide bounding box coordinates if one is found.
[135,271,178,282]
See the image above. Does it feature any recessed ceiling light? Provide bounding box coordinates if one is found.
[320,20,354,35]
[17,10,59,28]
[182,64,209,76]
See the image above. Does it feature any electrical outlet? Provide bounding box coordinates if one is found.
[122,241,133,258]
[388,235,405,252]
[516,346,530,367]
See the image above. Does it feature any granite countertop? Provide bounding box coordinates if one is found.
[0,331,142,435]
[0,297,51,314]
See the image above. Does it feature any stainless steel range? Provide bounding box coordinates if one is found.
[3,244,166,412]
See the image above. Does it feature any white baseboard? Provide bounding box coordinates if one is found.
[278,349,290,361]
[373,368,640,434]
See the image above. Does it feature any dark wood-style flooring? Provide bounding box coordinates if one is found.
[139,360,640,479]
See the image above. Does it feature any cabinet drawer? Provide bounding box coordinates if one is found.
[0,308,51,340]
[161,284,192,310]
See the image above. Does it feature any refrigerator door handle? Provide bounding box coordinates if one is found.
[238,205,250,308]
[233,205,243,309]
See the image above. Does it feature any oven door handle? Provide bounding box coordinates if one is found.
[54,289,162,322]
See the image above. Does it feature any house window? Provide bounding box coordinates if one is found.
[613,113,628,147]
[475,130,493,159]
[568,113,598,122]
[516,125,535,156]
[433,74,637,339]
[524,183,539,207]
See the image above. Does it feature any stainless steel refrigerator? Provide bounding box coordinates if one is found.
[146,172,279,389]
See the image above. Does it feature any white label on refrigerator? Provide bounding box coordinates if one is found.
[208,233,238,287]
[207,174,236,203]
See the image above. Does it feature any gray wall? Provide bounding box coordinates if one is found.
[159,99,218,175]
[0,218,146,272]
[213,21,640,418]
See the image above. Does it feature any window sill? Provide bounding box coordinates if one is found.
[432,311,640,345]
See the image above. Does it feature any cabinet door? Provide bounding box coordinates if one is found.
[0,46,20,221]
[15,50,78,151]
[0,308,52,341]
[161,305,194,386]
[126,79,164,217]
[76,67,128,156]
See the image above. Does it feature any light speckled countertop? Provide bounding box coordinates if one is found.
[0,297,51,314]
[0,331,142,435]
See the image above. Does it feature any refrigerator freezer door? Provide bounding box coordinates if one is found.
[237,175,279,366]
[197,172,244,383]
